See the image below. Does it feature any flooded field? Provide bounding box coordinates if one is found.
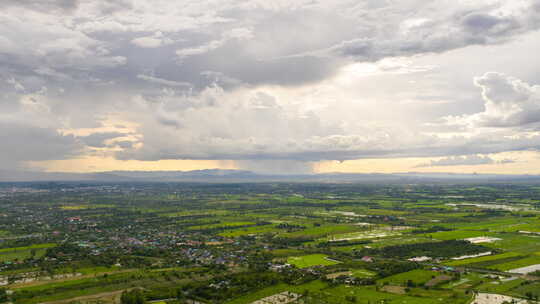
[510,264,540,274]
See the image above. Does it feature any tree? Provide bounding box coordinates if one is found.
[0,288,8,303]
[120,289,145,304]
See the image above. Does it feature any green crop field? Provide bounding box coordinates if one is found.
[489,255,540,271]
[218,224,277,237]
[427,230,495,241]
[287,254,340,268]
[187,221,257,230]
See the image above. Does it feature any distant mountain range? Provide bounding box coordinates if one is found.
[1,169,540,183]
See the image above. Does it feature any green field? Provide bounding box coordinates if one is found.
[428,230,495,241]
[281,224,360,238]
[0,230,11,237]
[188,221,257,230]
[287,254,340,268]
[0,243,56,262]
[352,268,377,278]
[476,277,527,294]
[444,252,522,266]
[219,224,277,237]
[489,255,540,271]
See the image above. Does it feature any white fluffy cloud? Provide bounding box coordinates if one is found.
[446,72,540,128]
[111,78,540,164]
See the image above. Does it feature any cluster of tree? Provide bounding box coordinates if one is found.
[247,251,274,271]
[322,275,375,286]
[120,289,146,304]
[176,272,281,302]
[0,288,8,303]
[275,223,306,232]
[356,240,491,259]
[44,242,90,260]
[270,236,314,247]
[525,291,539,301]
[317,239,372,248]
[365,261,420,278]
[464,210,508,218]
[193,221,270,233]
[176,268,318,303]
[411,226,453,234]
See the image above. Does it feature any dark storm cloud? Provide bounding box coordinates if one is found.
[462,13,512,32]
[0,122,81,165]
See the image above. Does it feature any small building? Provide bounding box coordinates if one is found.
[361,256,374,263]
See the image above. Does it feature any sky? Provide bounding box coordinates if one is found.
[2,0,540,175]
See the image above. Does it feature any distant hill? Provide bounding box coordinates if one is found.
[1,169,540,183]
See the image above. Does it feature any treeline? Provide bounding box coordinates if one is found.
[317,239,372,248]
[190,221,271,233]
[354,240,492,259]
[120,289,145,304]
[365,260,420,278]
[411,226,453,234]
[276,223,306,232]
[177,270,316,303]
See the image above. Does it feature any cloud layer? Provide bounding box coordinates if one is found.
[1,0,540,173]
[416,155,515,167]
